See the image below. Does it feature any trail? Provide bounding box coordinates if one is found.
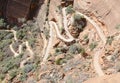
[75,11,107,76]
[62,8,74,40]
[0,29,34,68]
[93,46,105,76]
[76,11,106,44]
[0,30,18,41]
[42,8,75,62]
[9,43,19,57]
[50,21,74,42]
[42,22,53,62]
[20,41,34,68]
[0,29,21,57]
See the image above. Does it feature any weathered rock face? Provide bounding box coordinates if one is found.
[84,73,120,83]
[0,0,44,24]
[37,0,48,30]
[48,0,61,21]
[74,0,120,34]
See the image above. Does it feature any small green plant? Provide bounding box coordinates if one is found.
[55,47,68,56]
[2,57,21,73]
[55,58,66,65]
[60,27,64,34]
[0,73,5,80]
[0,31,12,40]
[23,64,34,73]
[17,29,27,40]
[106,36,114,45]
[66,5,75,14]
[28,38,36,47]
[68,44,85,55]
[89,42,97,51]
[9,69,18,80]
[0,18,6,27]
[18,18,26,23]
[43,28,50,39]
[19,71,27,82]
[66,76,74,83]
[0,39,12,49]
[73,14,86,30]
[0,51,4,61]
[83,34,89,43]
[115,24,120,30]
[65,54,74,60]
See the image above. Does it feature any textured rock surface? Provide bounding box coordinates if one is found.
[74,0,120,34]
[84,73,120,83]
[37,0,48,29]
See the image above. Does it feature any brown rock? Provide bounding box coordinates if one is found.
[48,0,61,21]
[84,73,120,83]
[74,0,120,34]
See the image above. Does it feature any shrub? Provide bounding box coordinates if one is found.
[0,73,5,80]
[18,18,26,23]
[0,18,6,27]
[0,51,4,61]
[89,42,97,51]
[28,38,36,47]
[115,24,120,30]
[106,36,114,45]
[73,14,87,30]
[83,34,89,44]
[68,44,85,55]
[17,29,26,40]
[0,31,11,40]
[4,33,14,39]
[55,58,66,65]
[19,71,27,82]
[2,57,21,73]
[23,64,34,73]
[66,5,75,14]
[9,69,18,80]
[55,47,68,53]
